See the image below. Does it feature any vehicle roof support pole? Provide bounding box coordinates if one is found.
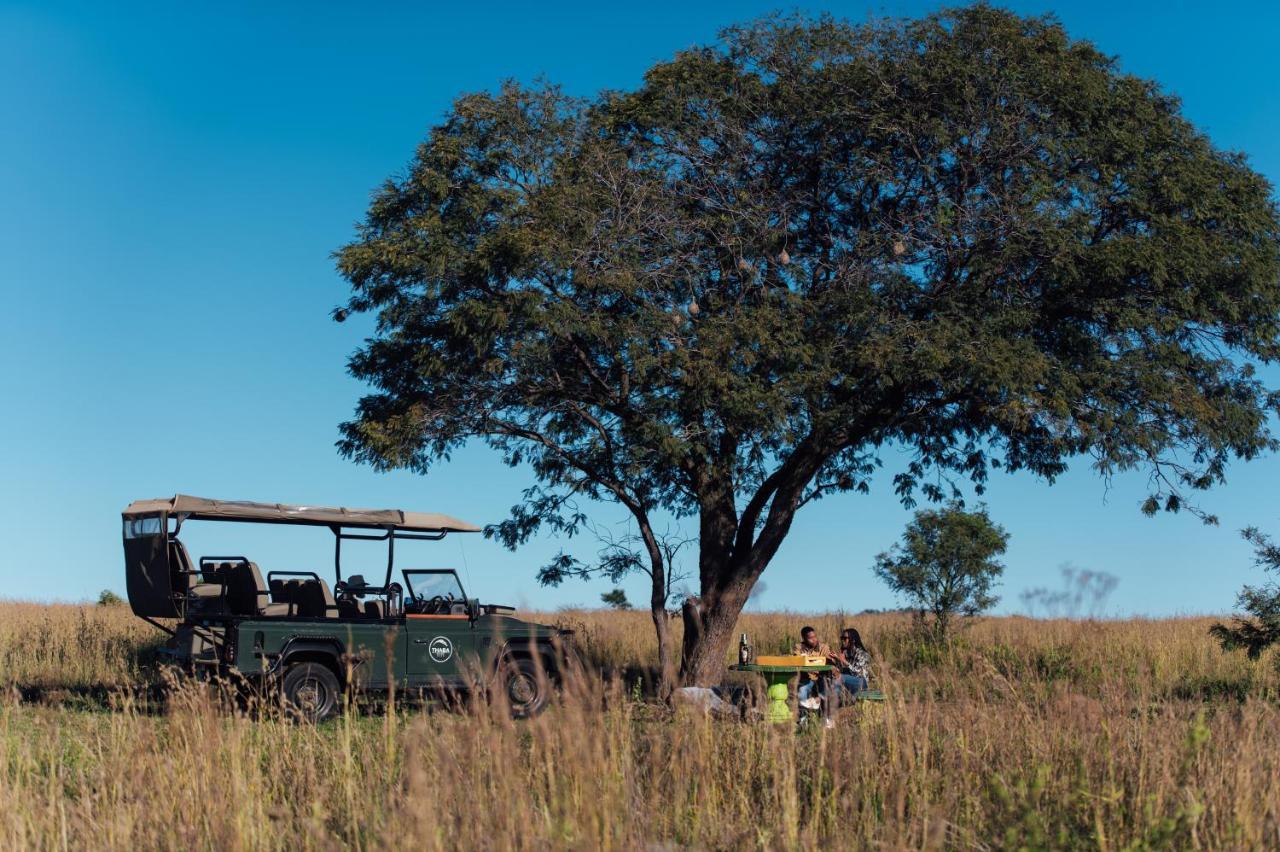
[332,525,342,584]
[384,528,395,589]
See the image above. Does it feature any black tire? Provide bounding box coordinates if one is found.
[281,662,341,723]
[498,656,551,719]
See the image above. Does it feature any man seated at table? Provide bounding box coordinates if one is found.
[793,625,837,711]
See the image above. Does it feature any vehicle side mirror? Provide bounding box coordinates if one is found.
[467,598,481,620]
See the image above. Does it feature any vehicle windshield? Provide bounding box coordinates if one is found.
[403,570,465,602]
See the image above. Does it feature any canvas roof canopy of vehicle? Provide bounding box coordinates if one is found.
[121,494,481,533]
[121,495,482,620]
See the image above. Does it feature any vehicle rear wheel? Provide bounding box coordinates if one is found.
[498,656,551,719]
[281,662,341,722]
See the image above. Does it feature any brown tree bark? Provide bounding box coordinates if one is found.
[631,510,677,697]
[651,602,675,697]
[679,570,759,686]
[678,440,828,686]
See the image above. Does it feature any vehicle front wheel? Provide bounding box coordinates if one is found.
[497,657,551,719]
[281,662,341,723]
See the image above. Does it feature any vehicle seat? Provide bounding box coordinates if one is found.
[335,575,370,618]
[171,541,222,600]
[168,539,193,587]
[269,579,302,614]
[364,600,384,619]
[199,559,224,584]
[225,561,273,616]
[296,579,338,618]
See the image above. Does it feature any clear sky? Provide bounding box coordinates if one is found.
[3,1,1279,616]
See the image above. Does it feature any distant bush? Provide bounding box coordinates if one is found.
[1171,674,1255,703]
[601,588,632,610]
[1212,527,1280,662]
[97,590,125,607]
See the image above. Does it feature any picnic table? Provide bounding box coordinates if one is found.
[729,662,885,723]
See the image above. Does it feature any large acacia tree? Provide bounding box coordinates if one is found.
[334,7,1280,687]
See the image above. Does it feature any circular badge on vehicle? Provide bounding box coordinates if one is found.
[429,636,453,663]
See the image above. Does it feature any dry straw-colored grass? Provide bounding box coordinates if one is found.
[2,601,1279,849]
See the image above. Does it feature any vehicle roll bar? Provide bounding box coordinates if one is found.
[329,525,446,589]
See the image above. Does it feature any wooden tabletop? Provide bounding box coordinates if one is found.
[729,663,836,674]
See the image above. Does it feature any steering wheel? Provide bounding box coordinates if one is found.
[424,594,447,615]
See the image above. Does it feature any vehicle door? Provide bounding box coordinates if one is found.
[336,621,404,688]
[402,571,476,687]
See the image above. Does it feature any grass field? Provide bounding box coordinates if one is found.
[2,601,1278,849]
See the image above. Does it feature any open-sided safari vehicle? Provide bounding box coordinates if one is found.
[122,495,571,720]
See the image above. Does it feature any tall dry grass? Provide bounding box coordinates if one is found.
[0,602,158,688]
[2,601,1278,849]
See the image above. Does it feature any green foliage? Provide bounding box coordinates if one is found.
[1211,527,1280,661]
[96,590,124,607]
[334,5,1280,680]
[601,588,632,610]
[881,628,955,672]
[873,503,1008,639]
[1032,644,1080,682]
[988,764,1054,849]
[1170,674,1254,703]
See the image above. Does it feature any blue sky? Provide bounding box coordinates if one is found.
[2,1,1279,615]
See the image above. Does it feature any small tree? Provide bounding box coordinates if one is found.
[873,503,1008,640]
[1210,527,1280,659]
[536,518,691,608]
[601,588,632,610]
[97,589,124,607]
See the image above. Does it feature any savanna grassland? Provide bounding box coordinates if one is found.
[2,602,1279,850]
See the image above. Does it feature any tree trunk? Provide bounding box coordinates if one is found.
[677,436,823,686]
[679,572,757,686]
[625,508,678,697]
[652,599,675,698]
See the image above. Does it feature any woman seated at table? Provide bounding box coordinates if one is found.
[835,627,871,695]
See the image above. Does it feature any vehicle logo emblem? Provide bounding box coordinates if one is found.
[429,636,453,663]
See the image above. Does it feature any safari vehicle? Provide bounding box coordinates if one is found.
[122,495,571,720]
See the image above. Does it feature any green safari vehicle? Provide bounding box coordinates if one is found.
[122,495,571,720]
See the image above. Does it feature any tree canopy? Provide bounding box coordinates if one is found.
[334,5,1280,686]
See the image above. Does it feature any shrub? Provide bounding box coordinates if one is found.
[873,502,1008,641]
